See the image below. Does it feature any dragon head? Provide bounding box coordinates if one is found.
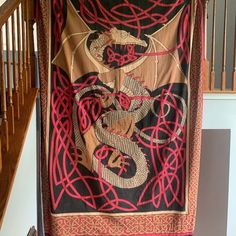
[109,27,147,47]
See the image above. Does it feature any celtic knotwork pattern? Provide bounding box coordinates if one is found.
[79,0,186,38]
[49,0,190,214]
[50,73,187,211]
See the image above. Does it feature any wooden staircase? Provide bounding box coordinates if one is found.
[0,0,38,227]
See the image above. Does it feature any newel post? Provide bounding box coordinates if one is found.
[24,0,36,88]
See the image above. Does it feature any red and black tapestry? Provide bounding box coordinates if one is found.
[37,0,205,235]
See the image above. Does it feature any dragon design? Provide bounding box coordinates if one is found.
[53,0,187,189]
[90,27,147,62]
[72,75,153,188]
[72,73,187,188]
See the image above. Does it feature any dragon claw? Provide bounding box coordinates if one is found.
[108,151,131,169]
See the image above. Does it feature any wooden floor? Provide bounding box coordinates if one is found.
[0,88,38,227]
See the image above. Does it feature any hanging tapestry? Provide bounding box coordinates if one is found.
[37,0,205,235]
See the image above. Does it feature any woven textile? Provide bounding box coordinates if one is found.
[37,1,204,235]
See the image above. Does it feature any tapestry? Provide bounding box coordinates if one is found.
[37,0,204,235]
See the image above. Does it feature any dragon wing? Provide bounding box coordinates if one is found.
[52,0,110,82]
[124,7,187,91]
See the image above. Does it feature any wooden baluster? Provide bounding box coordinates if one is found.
[210,0,216,91]
[21,1,28,94]
[0,28,9,152]
[17,5,24,105]
[0,138,2,173]
[25,1,31,89]
[233,16,236,91]
[6,20,15,135]
[25,0,35,88]
[221,0,227,91]
[12,12,20,120]
[204,0,210,91]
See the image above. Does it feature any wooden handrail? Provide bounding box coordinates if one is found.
[0,0,38,228]
[0,0,21,28]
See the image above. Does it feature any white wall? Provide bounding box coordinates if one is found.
[0,105,37,236]
[201,94,236,236]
